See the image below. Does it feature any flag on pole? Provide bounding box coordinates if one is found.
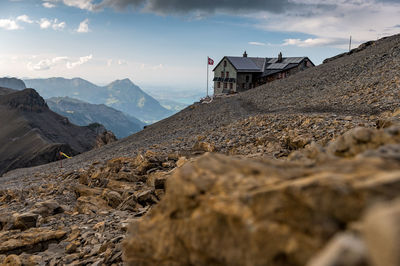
[208,57,214,65]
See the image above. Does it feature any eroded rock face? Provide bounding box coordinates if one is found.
[123,126,400,266]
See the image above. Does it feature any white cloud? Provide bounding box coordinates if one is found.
[283,38,344,47]
[52,19,66,30]
[107,59,113,67]
[64,0,94,10]
[0,19,21,30]
[254,0,400,48]
[248,41,266,46]
[66,54,93,69]
[27,56,69,71]
[27,55,92,71]
[43,0,94,11]
[17,15,33,24]
[76,18,90,33]
[43,2,56,8]
[39,18,52,29]
[39,18,66,30]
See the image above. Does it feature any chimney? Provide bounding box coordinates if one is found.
[278,52,283,63]
[243,51,248,58]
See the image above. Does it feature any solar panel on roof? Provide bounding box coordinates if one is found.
[227,57,261,71]
[267,63,288,69]
[283,57,304,63]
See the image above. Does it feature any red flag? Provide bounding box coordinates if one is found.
[208,57,214,65]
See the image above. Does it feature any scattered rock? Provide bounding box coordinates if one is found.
[31,200,64,217]
[12,213,38,231]
[0,228,66,254]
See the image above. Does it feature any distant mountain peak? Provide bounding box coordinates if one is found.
[109,78,135,86]
[0,77,26,90]
[0,88,48,112]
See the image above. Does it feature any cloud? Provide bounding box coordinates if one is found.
[52,19,66,30]
[42,0,95,10]
[43,2,56,8]
[27,56,68,71]
[39,18,52,29]
[248,42,266,46]
[254,0,400,48]
[39,18,66,30]
[52,0,400,49]
[66,54,93,69]
[283,38,345,47]
[76,18,90,33]
[17,15,33,24]
[43,0,296,13]
[27,55,92,71]
[0,19,21,30]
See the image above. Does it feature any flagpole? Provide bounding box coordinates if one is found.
[206,56,209,97]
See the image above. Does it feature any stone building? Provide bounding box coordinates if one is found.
[213,51,315,94]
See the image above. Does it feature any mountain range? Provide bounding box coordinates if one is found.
[46,97,145,139]
[24,78,172,123]
[0,87,112,176]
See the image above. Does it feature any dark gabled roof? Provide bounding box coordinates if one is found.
[226,57,265,72]
[213,56,265,72]
[213,56,314,77]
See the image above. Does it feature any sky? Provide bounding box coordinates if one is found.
[0,0,399,92]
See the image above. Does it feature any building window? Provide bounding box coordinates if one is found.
[229,83,233,90]
[221,71,224,78]
[224,61,227,67]
[217,82,220,88]
[246,75,250,82]
[226,71,229,78]
[224,83,227,89]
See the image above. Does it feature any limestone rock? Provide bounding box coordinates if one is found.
[363,198,400,266]
[75,196,111,215]
[176,156,188,167]
[0,228,66,254]
[3,254,22,265]
[31,200,64,217]
[123,152,400,266]
[327,126,400,157]
[105,191,123,208]
[193,141,216,152]
[306,233,368,266]
[95,130,117,148]
[12,213,38,231]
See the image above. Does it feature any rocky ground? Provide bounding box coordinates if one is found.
[1,34,400,265]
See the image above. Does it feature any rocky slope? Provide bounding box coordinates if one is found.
[24,78,172,123]
[0,88,115,176]
[46,97,145,139]
[1,34,400,265]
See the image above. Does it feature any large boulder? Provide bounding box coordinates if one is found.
[123,150,400,266]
